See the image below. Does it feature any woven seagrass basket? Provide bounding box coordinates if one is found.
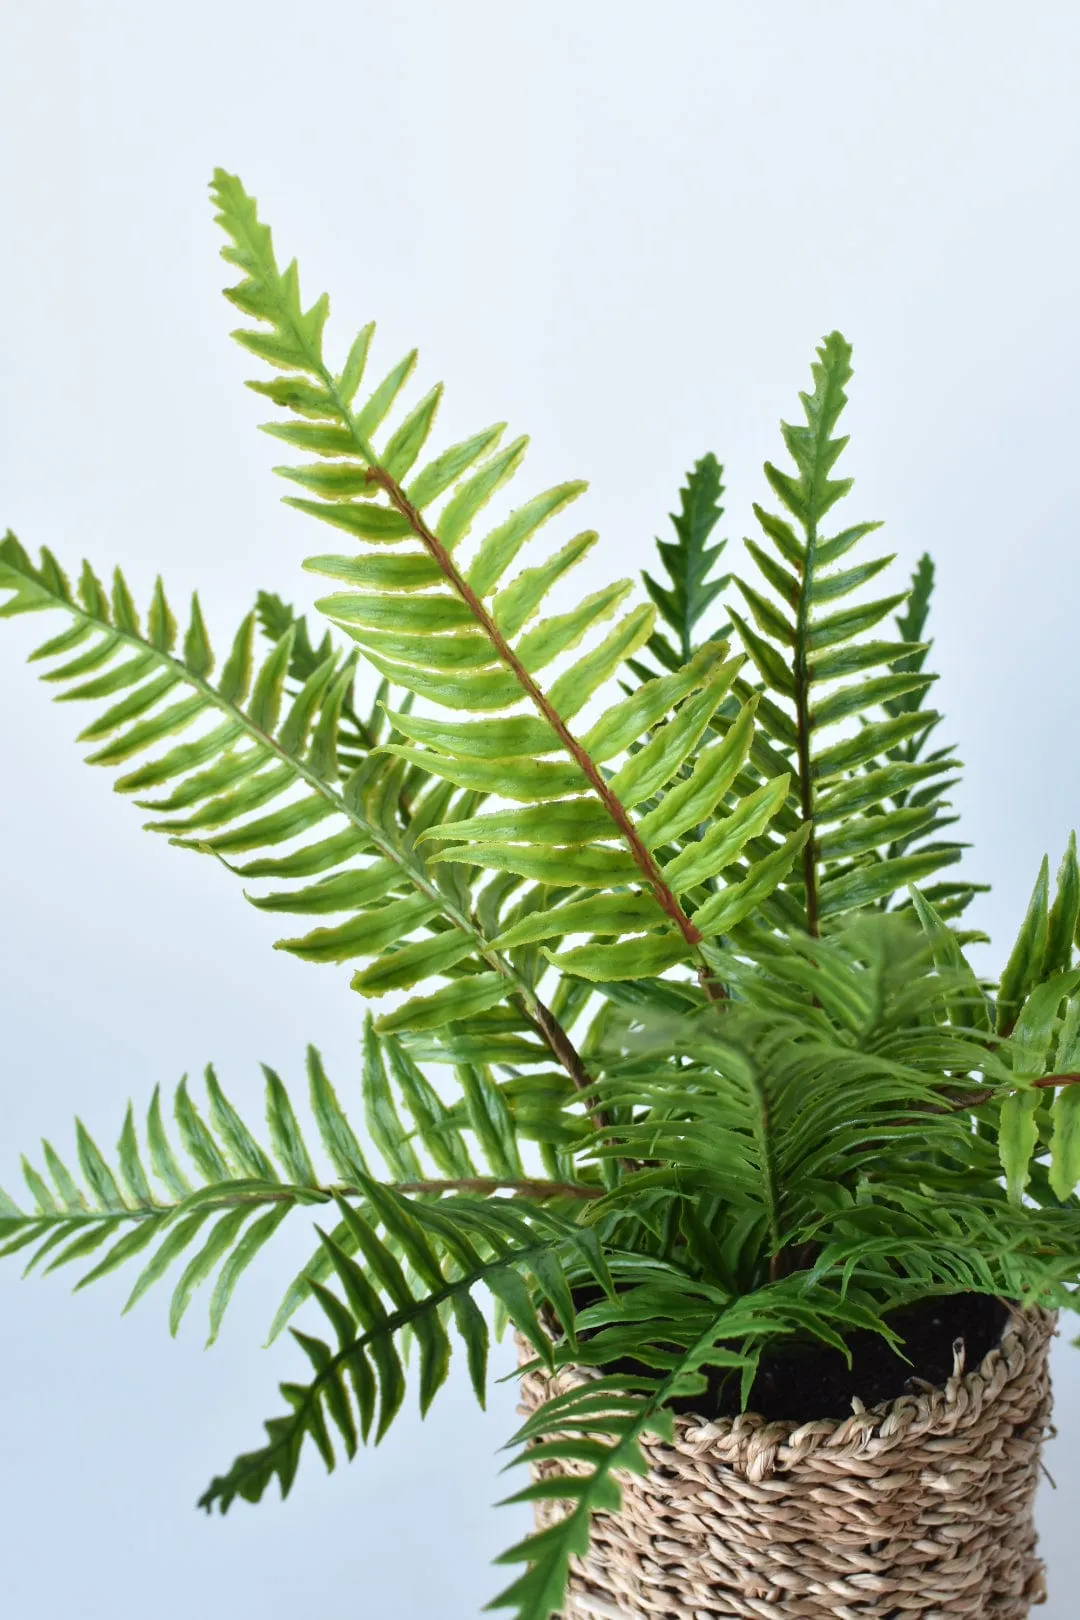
[516,1305,1056,1619]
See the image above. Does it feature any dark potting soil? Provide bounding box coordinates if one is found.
[587,1293,1011,1425]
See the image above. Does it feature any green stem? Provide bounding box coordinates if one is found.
[792,523,819,938]
[746,1066,785,1277]
[2,1175,605,1235]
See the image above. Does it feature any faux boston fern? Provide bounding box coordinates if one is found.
[2,170,1080,1620]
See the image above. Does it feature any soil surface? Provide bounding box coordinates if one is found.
[582,1293,1011,1424]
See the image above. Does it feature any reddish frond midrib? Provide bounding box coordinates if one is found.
[369,467,705,951]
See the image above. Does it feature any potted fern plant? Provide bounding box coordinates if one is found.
[1,171,1075,1619]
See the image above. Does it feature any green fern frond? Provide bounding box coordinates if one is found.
[583,919,1000,1274]
[639,452,731,670]
[724,335,965,936]
[0,536,604,1092]
[995,839,1080,1033]
[209,170,804,993]
[0,1038,599,1346]
[0,1063,323,1344]
[868,554,983,926]
[198,1190,610,1514]
[255,589,333,684]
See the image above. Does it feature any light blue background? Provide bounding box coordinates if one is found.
[1,3,1078,1614]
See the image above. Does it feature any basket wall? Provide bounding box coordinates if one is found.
[515,1305,1056,1620]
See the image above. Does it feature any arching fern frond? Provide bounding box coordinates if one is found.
[0,1033,600,1346]
[0,535,398,917]
[197,1189,612,1514]
[0,536,606,1091]
[725,334,966,935]
[210,170,806,991]
[805,1167,1080,1300]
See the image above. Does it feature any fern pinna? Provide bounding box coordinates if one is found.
[2,170,1080,1620]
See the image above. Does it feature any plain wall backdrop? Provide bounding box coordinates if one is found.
[2,3,1078,1614]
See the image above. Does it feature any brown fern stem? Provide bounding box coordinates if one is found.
[527,997,612,1126]
[1032,1071,1080,1090]
[229,208,678,1122]
[369,468,707,953]
[931,1071,1080,1116]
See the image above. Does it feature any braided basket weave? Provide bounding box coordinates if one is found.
[516,1305,1055,1619]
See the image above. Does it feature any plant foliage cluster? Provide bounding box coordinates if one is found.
[2,172,1079,1619]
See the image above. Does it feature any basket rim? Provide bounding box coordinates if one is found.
[517,1300,1056,1479]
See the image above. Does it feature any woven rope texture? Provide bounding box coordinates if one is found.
[516,1305,1055,1619]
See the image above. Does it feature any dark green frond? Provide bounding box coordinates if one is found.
[198,1192,604,1515]
[255,590,333,683]
[641,453,731,670]
[0,1038,599,1346]
[724,336,966,937]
